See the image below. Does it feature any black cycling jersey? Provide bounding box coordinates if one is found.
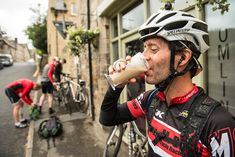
[99,86,235,157]
[54,63,62,82]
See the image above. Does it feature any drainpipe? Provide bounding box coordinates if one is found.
[87,0,95,121]
[54,10,59,57]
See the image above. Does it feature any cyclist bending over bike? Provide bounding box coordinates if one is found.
[99,10,235,157]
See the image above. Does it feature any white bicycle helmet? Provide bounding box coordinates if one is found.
[139,10,209,54]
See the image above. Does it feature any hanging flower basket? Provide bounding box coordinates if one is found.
[67,26,100,56]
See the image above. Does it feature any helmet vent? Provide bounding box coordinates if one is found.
[157,12,177,23]
[203,35,209,46]
[146,13,160,25]
[182,13,195,18]
[192,22,208,32]
[139,27,159,36]
[164,21,188,30]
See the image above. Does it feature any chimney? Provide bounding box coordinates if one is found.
[14,38,18,50]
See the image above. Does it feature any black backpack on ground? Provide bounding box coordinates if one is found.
[38,116,63,149]
[146,89,220,157]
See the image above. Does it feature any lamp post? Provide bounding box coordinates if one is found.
[87,0,95,121]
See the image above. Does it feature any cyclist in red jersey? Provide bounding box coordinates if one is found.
[5,79,41,128]
[99,9,235,157]
[38,58,58,114]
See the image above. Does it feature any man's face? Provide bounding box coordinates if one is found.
[143,37,171,85]
[54,60,59,65]
[33,84,40,90]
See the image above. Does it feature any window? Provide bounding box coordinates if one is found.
[111,16,118,38]
[205,1,235,116]
[125,40,143,56]
[71,3,77,16]
[172,0,195,11]
[112,42,119,62]
[121,2,144,34]
[54,0,66,11]
[53,21,74,39]
[150,0,161,15]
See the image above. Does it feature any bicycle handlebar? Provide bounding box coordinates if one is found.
[62,73,77,80]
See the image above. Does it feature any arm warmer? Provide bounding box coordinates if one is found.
[99,86,135,126]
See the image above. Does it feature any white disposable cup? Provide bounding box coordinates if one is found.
[105,52,148,90]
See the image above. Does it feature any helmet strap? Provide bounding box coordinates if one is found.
[155,44,177,91]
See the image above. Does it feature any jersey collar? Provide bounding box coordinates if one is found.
[157,85,199,105]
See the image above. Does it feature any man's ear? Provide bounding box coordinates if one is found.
[178,49,192,66]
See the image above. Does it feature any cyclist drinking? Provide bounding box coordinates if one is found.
[99,10,235,157]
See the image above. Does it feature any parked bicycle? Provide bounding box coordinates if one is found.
[54,74,90,115]
[103,118,148,157]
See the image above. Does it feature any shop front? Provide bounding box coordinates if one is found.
[98,0,235,116]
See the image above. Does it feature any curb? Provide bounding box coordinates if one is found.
[25,121,35,157]
[25,76,40,157]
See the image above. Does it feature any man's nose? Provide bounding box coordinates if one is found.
[142,51,150,61]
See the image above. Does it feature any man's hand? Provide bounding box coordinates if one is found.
[32,103,37,108]
[108,56,137,88]
[52,82,58,88]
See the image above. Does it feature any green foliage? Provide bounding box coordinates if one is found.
[207,0,230,14]
[25,20,47,53]
[25,4,47,54]
[67,27,100,56]
[161,0,230,14]
[36,49,43,56]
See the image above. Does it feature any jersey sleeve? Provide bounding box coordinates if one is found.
[203,106,235,157]
[21,82,34,105]
[99,87,135,126]
[127,90,152,118]
[48,63,55,83]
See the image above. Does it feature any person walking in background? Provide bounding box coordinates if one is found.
[5,79,41,128]
[38,58,58,114]
[99,10,235,156]
[54,58,66,83]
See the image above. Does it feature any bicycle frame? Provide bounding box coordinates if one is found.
[103,119,148,157]
[127,120,148,157]
[68,79,80,102]
[59,74,90,115]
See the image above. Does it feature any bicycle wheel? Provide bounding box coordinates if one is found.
[103,124,124,157]
[53,89,61,106]
[131,137,148,157]
[60,88,67,108]
[64,87,73,114]
[79,88,89,114]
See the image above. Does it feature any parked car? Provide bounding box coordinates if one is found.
[0,61,4,70]
[0,54,14,66]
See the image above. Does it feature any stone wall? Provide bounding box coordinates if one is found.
[47,0,110,121]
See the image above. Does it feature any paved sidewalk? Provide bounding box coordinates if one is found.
[25,76,128,157]
[25,90,128,157]
[26,112,107,157]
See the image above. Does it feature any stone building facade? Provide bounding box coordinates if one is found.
[47,0,110,121]
[0,34,31,62]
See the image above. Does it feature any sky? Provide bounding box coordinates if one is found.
[0,0,48,47]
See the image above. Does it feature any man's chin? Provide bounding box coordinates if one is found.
[145,78,156,85]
